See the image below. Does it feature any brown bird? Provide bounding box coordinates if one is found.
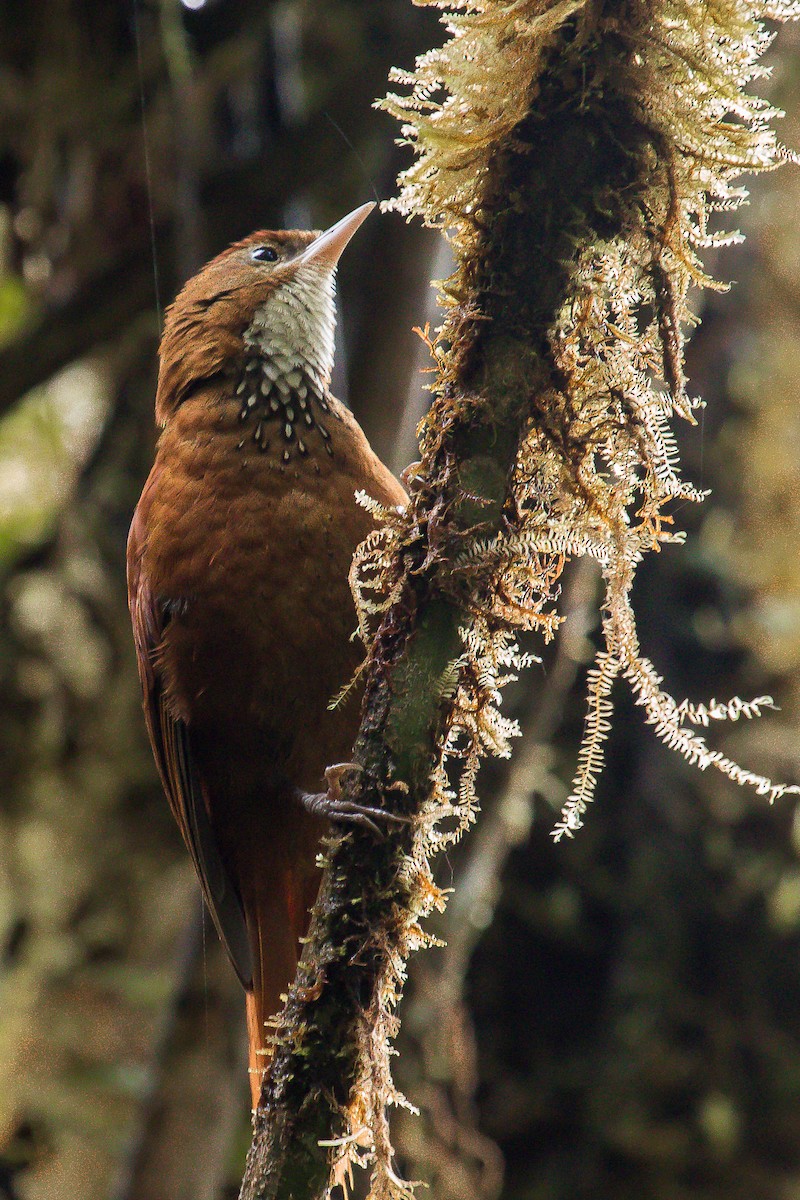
[127,204,406,1106]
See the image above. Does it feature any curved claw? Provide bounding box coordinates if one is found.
[299,763,410,840]
[324,762,364,795]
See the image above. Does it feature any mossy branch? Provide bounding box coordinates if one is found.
[239,2,799,1197]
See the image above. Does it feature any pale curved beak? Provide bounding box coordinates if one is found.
[298,202,376,270]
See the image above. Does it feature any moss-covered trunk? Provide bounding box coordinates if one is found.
[240,2,799,1196]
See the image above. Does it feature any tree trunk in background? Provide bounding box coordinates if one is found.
[0,332,220,1200]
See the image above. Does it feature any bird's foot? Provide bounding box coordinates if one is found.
[300,763,409,839]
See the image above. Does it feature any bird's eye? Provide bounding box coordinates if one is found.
[250,246,279,263]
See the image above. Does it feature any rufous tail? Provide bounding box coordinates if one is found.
[242,858,320,1109]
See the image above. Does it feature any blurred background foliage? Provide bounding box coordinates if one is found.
[0,3,799,1199]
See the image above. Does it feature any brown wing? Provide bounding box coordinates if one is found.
[127,478,253,986]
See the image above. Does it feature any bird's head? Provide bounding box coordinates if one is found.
[155,202,375,425]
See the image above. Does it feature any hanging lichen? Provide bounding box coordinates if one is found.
[371,0,800,851]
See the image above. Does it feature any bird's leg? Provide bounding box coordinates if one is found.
[299,763,409,838]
